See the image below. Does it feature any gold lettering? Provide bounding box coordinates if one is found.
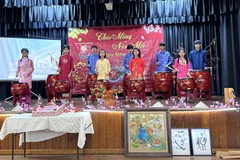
[115,52,126,57]
[106,53,114,58]
[117,41,128,49]
[135,41,145,49]
[95,32,112,41]
[117,32,132,40]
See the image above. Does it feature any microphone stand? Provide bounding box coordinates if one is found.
[204,37,217,75]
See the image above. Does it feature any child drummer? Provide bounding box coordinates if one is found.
[16,48,34,104]
[155,42,172,72]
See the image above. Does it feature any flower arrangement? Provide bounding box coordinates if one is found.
[210,98,240,109]
[47,53,59,73]
[82,96,152,110]
[165,98,191,109]
[34,94,80,113]
[90,85,123,99]
[72,61,87,84]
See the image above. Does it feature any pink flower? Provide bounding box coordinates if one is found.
[100,106,106,110]
[172,105,179,109]
[125,105,130,108]
[179,98,184,103]
[165,100,169,105]
[0,107,4,112]
[210,105,215,108]
[185,106,191,109]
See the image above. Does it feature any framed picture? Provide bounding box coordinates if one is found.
[190,128,212,155]
[171,128,191,155]
[124,108,172,157]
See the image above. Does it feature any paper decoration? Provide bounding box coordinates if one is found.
[11,105,23,112]
[152,101,165,108]
[194,101,209,108]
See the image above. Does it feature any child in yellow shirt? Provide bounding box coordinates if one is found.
[95,49,111,80]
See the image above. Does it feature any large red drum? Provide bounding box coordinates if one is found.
[123,74,131,90]
[177,77,195,91]
[129,79,146,93]
[190,70,212,92]
[46,74,59,92]
[151,71,173,93]
[54,80,71,93]
[11,82,29,95]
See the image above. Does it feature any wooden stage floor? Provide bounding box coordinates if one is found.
[1,95,238,111]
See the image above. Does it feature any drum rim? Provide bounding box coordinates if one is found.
[11,82,29,84]
[177,77,194,80]
[55,80,70,82]
[190,70,207,72]
[47,74,59,76]
[154,71,172,73]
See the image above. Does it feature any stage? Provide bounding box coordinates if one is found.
[0,96,240,155]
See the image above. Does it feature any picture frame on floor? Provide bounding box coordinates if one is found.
[190,128,212,156]
[171,128,191,155]
[124,108,172,157]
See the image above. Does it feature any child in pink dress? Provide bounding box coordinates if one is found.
[173,48,192,101]
[173,48,191,78]
[16,48,34,104]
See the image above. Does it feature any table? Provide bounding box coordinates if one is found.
[0,112,94,160]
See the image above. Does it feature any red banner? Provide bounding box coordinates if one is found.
[68,25,163,92]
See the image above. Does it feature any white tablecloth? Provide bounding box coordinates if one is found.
[0,112,94,149]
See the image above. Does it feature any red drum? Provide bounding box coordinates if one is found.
[11,82,29,95]
[123,74,131,90]
[151,72,173,93]
[177,78,195,91]
[86,74,98,93]
[129,79,146,93]
[45,74,59,92]
[54,80,71,93]
[45,74,59,102]
[190,70,212,92]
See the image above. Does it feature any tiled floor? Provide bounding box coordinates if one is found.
[0,155,220,160]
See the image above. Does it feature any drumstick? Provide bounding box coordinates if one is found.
[11,77,17,84]
[165,65,174,71]
[205,67,213,75]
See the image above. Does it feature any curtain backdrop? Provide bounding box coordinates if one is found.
[0,0,239,99]
[220,10,240,95]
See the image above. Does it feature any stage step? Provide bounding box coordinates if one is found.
[216,150,240,159]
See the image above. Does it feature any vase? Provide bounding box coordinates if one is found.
[103,98,115,107]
